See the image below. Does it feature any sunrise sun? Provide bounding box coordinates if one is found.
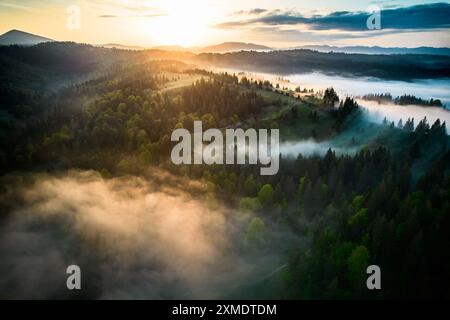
[146,0,215,47]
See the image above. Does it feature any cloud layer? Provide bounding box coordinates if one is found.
[218,3,450,31]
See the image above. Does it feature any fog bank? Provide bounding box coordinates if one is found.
[0,171,265,299]
[358,100,450,133]
[280,139,360,158]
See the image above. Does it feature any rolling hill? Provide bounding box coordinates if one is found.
[152,42,273,53]
[194,49,450,80]
[297,45,450,56]
[200,42,273,53]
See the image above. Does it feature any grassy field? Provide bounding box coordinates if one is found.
[255,89,336,141]
[159,74,336,142]
[160,74,205,93]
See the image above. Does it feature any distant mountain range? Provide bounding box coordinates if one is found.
[101,43,147,51]
[152,43,450,56]
[297,45,450,56]
[150,44,196,52]
[0,29,53,46]
[194,49,450,80]
[200,42,273,53]
[2,29,450,57]
[151,42,273,53]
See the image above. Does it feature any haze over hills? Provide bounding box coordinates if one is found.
[0,29,53,46]
[297,45,450,56]
[151,44,199,52]
[124,42,450,56]
[194,49,450,80]
[100,42,450,56]
[99,41,273,53]
[100,43,147,51]
[0,30,273,54]
[152,42,273,53]
[199,42,273,53]
[2,30,450,57]
[2,41,449,88]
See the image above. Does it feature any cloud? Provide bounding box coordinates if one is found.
[98,14,118,18]
[98,13,166,18]
[248,8,268,15]
[216,2,450,31]
[233,8,268,16]
[90,0,158,12]
[140,13,166,18]
[246,25,439,44]
[91,0,166,19]
[0,1,42,12]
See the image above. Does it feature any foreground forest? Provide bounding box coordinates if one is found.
[0,43,449,299]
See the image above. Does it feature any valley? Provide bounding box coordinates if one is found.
[0,39,449,300]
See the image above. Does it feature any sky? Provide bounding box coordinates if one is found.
[0,0,449,48]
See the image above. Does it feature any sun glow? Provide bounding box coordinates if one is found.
[146,0,216,47]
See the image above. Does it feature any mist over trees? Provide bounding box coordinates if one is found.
[362,93,445,107]
[0,42,449,299]
[194,49,450,80]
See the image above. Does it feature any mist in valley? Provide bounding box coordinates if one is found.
[213,68,450,137]
[286,73,450,107]
[358,100,450,133]
[280,139,361,158]
[212,69,450,107]
[241,69,450,157]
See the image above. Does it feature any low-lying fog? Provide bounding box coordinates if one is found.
[0,170,282,299]
[212,68,450,108]
[358,100,450,133]
[280,139,360,158]
[214,68,450,135]
[286,72,450,108]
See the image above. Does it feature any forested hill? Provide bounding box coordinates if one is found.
[0,42,195,113]
[194,49,450,80]
[0,43,449,298]
[0,42,195,90]
[3,43,450,91]
[0,42,134,88]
